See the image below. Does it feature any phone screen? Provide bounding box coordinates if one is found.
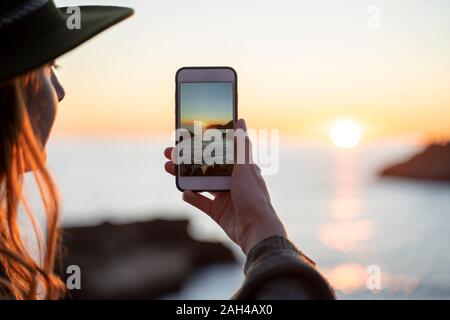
[179,82,234,176]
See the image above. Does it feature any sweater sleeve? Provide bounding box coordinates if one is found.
[232,236,335,300]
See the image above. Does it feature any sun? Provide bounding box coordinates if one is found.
[330,119,362,148]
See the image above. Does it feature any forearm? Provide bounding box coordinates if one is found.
[232,236,335,300]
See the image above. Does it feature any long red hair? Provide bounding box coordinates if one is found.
[0,69,64,299]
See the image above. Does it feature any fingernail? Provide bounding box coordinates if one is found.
[236,119,247,131]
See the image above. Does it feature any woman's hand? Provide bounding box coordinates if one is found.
[164,119,287,254]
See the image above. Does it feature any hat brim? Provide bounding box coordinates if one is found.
[1,6,134,82]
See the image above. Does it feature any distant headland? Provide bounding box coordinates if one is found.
[380,142,450,182]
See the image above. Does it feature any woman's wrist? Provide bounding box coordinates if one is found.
[242,216,287,255]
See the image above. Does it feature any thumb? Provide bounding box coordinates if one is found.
[234,119,254,165]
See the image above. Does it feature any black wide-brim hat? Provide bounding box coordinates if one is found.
[0,0,134,83]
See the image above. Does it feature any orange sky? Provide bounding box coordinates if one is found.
[54,0,450,143]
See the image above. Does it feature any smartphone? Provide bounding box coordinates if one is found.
[175,67,238,191]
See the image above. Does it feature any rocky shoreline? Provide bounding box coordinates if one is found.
[57,219,237,299]
[380,142,450,182]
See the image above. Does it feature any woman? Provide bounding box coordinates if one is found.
[0,0,334,299]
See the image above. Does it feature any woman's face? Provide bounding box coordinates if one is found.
[26,64,65,147]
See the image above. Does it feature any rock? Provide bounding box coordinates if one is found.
[57,219,237,299]
[380,142,450,182]
[206,120,234,130]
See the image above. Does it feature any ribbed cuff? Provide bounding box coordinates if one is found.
[244,236,315,275]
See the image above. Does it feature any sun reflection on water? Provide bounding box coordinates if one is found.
[318,151,374,253]
[318,151,421,296]
[322,263,421,295]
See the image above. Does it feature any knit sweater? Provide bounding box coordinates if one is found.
[233,236,335,300]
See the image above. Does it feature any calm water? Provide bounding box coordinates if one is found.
[45,136,450,299]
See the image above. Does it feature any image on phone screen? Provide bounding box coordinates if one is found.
[179,82,234,176]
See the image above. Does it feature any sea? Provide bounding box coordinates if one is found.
[41,136,450,300]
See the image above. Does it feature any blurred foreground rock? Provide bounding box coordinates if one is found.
[380,142,450,182]
[57,219,236,299]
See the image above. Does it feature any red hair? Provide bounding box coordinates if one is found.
[0,70,65,299]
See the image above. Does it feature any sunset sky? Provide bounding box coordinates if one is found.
[180,83,233,127]
[54,0,450,143]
